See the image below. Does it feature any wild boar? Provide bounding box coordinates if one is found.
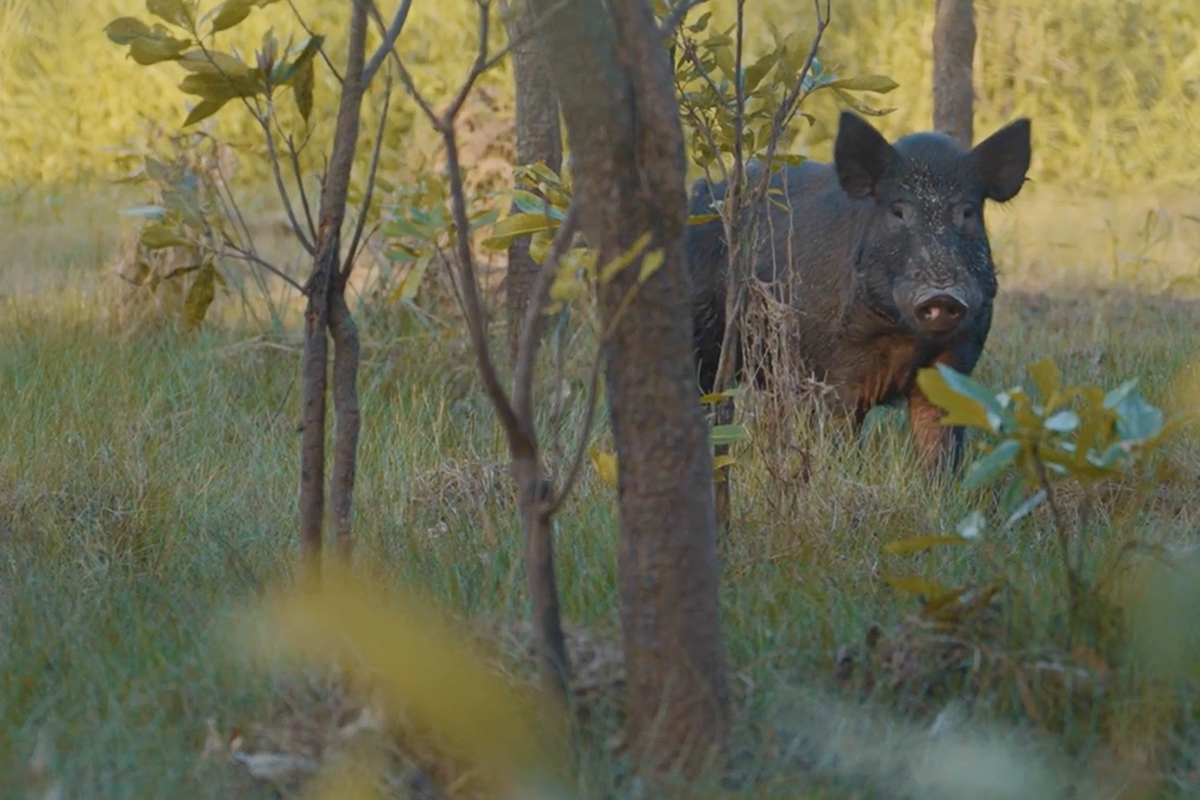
[687,111,1032,472]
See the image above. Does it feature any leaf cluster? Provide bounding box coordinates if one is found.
[105,0,322,126]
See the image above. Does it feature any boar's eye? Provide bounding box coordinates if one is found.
[889,202,910,223]
[954,203,979,226]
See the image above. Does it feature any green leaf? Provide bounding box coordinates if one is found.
[687,11,711,32]
[825,74,900,94]
[105,17,151,45]
[687,212,720,226]
[146,0,192,28]
[883,535,974,555]
[710,424,749,445]
[209,0,255,33]
[139,223,191,249]
[1003,489,1046,529]
[276,36,324,86]
[963,439,1020,490]
[178,70,260,99]
[184,262,217,329]
[291,56,315,122]
[183,97,233,126]
[129,33,191,65]
[832,87,895,117]
[480,213,558,250]
[742,49,780,95]
[956,510,987,540]
[1109,386,1165,442]
[392,254,432,303]
[1044,409,1080,433]
[179,49,252,77]
[916,364,1010,433]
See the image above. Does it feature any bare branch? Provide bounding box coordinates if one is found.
[545,354,603,516]
[444,0,492,124]
[286,0,345,84]
[259,105,317,255]
[513,201,580,425]
[363,0,415,85]
[222,239,308,294]
[344,70,394,280]
[441,123,523,440]
[285,133,318,243]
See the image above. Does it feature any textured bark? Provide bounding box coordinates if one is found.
[299,0,370,572]
[329,289,361,559]
[503,0,563,363]
[933,0,976,148]
[531,0,731,775]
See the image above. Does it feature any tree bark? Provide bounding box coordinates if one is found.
[531,0,731,776]
[933,0,976,148]
[502,0,563,363]
[299,0,370,574]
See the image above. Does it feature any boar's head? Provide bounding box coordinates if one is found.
[833,112,1032,343]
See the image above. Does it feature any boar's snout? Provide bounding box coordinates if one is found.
[912,289,969,337]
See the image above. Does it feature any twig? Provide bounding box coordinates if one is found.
[546,356,604,516]
[363,0,415,85]
[658,0,712,38]
[286,0,344,84]
[513,202,580,425]
[285,133,318,243]
[259,104,316,255]
[441,121,523,439]
[222,239,308,294]
[343,70,394,281]
[444,0,492,124]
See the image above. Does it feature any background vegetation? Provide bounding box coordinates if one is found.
[3,0,1200,797]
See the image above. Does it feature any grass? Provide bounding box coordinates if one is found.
[2,0,1200,794]
[3,174,1200,798]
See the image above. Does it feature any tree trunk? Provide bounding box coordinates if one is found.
[502,0,563,363]
[531,0,731,776]
[933,0,976,148]
[299,0,370,575]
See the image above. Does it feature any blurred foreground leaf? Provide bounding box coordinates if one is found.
[234,566,568,799]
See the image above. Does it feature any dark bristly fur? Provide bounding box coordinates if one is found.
[688,111,1032,473]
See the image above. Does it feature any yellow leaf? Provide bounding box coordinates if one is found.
[235,566,562,792]
[883,574,952,599]
[883,535,973,555]
[637,248,664,283]
[588,445,619,489]
[1027,357,1064,409]
[597,231,653,284]
[915,366,1000,431]
[712,454,737,471]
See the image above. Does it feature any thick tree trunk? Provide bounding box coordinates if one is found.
[933,0,976,148]
[502,0,563,363]
[531,0,731,776]
[298,0,369,574]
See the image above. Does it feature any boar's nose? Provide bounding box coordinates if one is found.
[914,292,968,335]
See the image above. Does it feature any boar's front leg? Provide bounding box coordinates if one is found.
[907,385,965,476]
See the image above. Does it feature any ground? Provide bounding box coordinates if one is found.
[2,180,1200,798]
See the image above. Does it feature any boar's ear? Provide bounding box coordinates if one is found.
[834,112,896,200]
[972,118,1032,203]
